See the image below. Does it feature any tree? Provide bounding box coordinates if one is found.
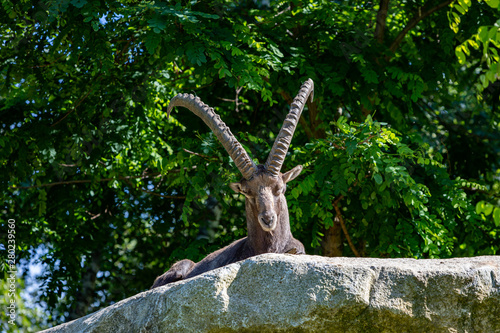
[0,272,49,332]
[1,0,498,327]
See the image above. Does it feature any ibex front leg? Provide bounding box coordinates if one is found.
[151,259,195,288]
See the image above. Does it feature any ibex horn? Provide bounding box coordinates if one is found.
[167,94,258,180]
[265,79,314,177]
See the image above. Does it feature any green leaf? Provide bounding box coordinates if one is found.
[455,47,466,64]
[72,0,88,8]
[148,16,168,31]
[374,173,383,185]
[357,171,365,182]
[231,46,244,56]
[493,208,500,227]
[361,69,379,84]
[483,203,494,216]
[346,140,357,155]
[488,27,498,40]
[478,26,489,43]
[145,34,161,55]
[485,0,499,8]
[219,68,232,78]
[268,43,283,58]
[476,201,485,215]
[454,4,466,15]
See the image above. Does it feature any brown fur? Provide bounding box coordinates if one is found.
[151,165,304,289]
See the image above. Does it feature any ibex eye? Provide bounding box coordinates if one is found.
[273,186,284,195]
[242,189,252,196]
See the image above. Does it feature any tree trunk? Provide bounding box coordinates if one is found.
[321,216,343,257]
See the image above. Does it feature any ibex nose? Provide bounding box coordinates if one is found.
[259,213,277,231]
[261,215,274,226]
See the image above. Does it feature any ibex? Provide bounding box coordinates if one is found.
[151,79,314,288]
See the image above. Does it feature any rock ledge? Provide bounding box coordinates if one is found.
[42,254,500,333]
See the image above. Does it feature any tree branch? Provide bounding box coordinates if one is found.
[389,0,453,53]
[333,195,361,257]
[30,53,67,69]
[182,148,218,161]
[11,173,161,189]
[12,171,188,199]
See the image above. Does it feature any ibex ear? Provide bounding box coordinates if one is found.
[282,165,303,184]
[229,182,243,193]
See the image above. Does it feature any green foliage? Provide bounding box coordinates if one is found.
[451,0,500,91]
[288,117,498,258]
[0,0,499,328]
[0,274,49,332]
[476,199,500,227]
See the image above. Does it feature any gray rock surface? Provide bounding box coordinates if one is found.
[41,254,500,333]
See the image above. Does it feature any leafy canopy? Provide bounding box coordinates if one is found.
[0,0,499,328]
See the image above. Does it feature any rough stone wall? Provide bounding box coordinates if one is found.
[41,254,500,333]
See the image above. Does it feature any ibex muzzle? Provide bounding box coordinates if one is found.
[152,79,313,289]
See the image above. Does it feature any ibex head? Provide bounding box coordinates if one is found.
[167,79,314,233]
[228,164,303,232]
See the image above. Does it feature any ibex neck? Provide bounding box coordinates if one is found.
[245,197,293,255]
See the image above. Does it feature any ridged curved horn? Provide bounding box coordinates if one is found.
[167,93,258,180]
[264,79,314,177]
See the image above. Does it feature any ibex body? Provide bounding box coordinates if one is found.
[152,79,314,289]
